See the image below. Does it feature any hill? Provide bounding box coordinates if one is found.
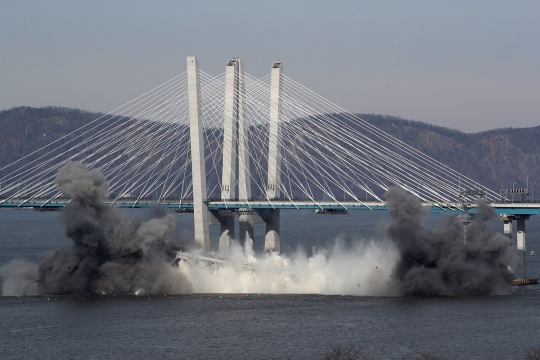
[0,106,538,197]
[359,114,540,193]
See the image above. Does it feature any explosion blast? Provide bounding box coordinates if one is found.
[0,164,516,297]
[386,187,515,296]
[1,162,189,296]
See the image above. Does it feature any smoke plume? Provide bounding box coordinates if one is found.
[386,187,515,296]
[0,164,516,297]
[1,162,190,296]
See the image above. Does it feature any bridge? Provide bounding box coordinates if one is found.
[0,56,538,279]
[3,198,540,215]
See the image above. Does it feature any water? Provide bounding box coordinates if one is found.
[1,209,540,359]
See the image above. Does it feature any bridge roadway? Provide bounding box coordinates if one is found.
[1,199,540,216]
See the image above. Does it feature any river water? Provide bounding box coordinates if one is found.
[0,208,539,359]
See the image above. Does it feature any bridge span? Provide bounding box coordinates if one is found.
[3,198,540,216]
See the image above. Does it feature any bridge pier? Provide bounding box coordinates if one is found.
[208,210,235,254]
[219,216,234,253]
[500,214,530,279]
[516,216,529,279]
[239,212,254,246]
[458,213,473,244]
[257,209,280,252]
[502,216,513,239]
[499,214,514,273]
[219,215,235,253]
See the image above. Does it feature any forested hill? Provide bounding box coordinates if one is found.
[358,114,540,193]
[0,106,538,195]
[0,106,103,166]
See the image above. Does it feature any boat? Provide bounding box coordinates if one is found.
[531,251,536,256]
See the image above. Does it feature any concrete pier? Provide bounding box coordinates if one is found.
[516,216,529,279]
[219,215,235,252]
[500,214,530,279]
[458,213,473,244]
[187,55,210,250]
[500,214,514,273]
[503,217,513,239]
[239,211,255,247]
[261,209,280,252]
[208,210,235,253]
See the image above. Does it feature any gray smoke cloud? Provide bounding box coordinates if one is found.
[1,161,190,296]
[386,187,515,296]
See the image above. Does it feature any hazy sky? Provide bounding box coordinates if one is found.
[1,1,539,132]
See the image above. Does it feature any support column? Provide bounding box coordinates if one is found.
[267,61,283,200]
[221,58,239,201]
[219,215,235,253]
[239,212,254,247]
[503,218,513,239]
[257,208,280,252]
[208,210,234,254]
[499,214,514,273]
[187,55,210,251]
[516,216,529,279]
[458,213,473,244]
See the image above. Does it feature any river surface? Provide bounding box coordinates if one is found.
[1,209,539,359]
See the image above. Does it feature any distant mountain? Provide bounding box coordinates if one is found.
[359,114,540,194]
[0,106,538,197]
[0,106,103,166]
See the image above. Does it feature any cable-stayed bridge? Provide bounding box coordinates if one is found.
[0,56,538,278]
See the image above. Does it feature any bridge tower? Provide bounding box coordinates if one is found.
[264,61,283,252]
[237,59,251,203]
[217,58,254,252]
[187,55,210,250]
[217,58,241,251]
[237,59,256,245]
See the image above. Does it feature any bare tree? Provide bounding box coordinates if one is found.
[525,347,540,360]
[323,344,372,360]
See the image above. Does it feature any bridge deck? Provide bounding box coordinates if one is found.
[1,199,539,215]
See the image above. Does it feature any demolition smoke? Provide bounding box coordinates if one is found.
[386,187,515,296]
[1,162,189,296]
[0,164,516,297]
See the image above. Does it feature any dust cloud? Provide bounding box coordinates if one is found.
[181,238,398,296]
[1,162,189,296]
[386,187,515,296]
[0,164,515,297]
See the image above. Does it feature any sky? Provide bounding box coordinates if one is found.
[1,0,539,133]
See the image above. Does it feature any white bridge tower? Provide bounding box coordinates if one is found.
[188,56,282,253]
